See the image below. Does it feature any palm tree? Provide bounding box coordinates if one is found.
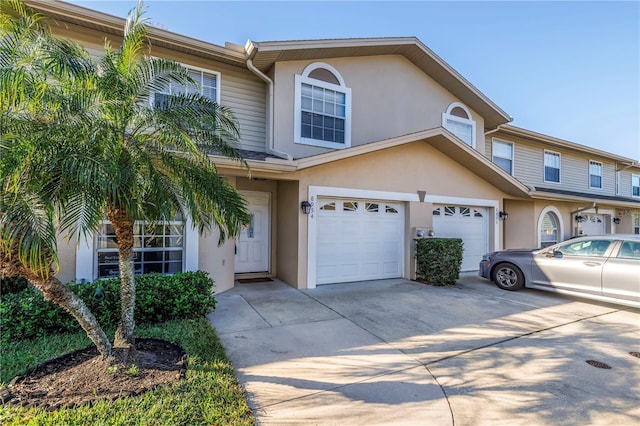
[91,1,250,351]
[1,0,250,356]
[1,0,112,355]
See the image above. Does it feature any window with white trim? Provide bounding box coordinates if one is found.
[154,66,220,107]
[96,217,184,278]
[544,151,561,183]
[294,62,351,149]
[634,214,640,234]
[633,174,640,197]
[616,171,621,195]
[589,160,602,189]
[492,139,513,174]
[443,102,476,147]
[540,211,559,248]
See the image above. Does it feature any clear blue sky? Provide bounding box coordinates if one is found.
[66,1,640,160]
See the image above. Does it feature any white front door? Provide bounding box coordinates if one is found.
[235,191,270,273]
[316,198,404,284]
[432,205,489,271]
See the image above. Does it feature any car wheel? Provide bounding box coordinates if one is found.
[492,263,525,291]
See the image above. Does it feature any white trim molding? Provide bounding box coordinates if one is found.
[442,102,476,148]
[306,186,419,289]
[543,150,561,184]
[294,62,352,149]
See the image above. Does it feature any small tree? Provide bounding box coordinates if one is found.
[1,0,250,357]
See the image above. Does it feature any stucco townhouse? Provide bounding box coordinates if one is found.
[27,1,640,293]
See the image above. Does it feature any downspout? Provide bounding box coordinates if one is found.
[246,58,292,160]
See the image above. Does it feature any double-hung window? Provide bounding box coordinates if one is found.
[492,139,514,174]
[544,151,561,183]
[154,66,220,107]
[589,160,602,189]
[294,62,351,149]
[633,174,640,197]
[443,102,476,147]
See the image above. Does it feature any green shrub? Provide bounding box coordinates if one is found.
[415,238,463,286]
[0,275,29,295]
[0,271,216,342]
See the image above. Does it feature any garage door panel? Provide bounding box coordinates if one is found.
[433,205,488,272]
[317,198,404,285]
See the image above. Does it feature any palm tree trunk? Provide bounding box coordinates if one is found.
[107,208,136,349]
[37,275,113,357]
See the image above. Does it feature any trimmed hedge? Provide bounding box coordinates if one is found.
[0,271,216,342]
[416,238,463,286]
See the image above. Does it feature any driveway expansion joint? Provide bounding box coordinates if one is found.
[241,294,273,328]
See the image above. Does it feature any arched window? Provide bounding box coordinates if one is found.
[294,62,351,149]
[538,207,564,248]
[442,102,476,147]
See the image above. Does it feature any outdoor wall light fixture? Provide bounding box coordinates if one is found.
[613,217,621,224]
[301,200,312,214]
[428,229,436,237]
[499,211,509,221]
[575,214,587,223]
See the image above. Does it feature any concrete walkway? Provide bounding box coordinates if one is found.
[208,275,640,425]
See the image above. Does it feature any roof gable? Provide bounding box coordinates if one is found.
[246,37,512,129]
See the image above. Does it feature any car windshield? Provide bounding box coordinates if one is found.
[556,239,612,257]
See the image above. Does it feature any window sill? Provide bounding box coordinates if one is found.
[295,137,350,150]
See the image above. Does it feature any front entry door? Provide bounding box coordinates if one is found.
[235,191,270,273]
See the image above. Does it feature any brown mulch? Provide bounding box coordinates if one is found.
[1,338,186,411]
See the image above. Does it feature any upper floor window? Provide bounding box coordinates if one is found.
[589,160,602,189]
[443,102,476,147]
[616,171,621,195]
[492,139,513,174]
[294,62,351,149]
[544,150,561,183]
[154,66,220,107]
[633,174,640,197]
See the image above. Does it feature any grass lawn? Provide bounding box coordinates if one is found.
[0,318,254,425]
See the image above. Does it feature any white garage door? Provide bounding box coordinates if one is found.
[579,214,606,236]
[432,205,488,272]
[317,198,404,285]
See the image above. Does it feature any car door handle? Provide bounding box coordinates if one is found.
[583,262,601,267]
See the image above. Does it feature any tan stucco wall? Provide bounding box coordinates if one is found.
[504,200,537,249]
[56,234,78,284]
[276,180,300,286]
[272,55,485,159]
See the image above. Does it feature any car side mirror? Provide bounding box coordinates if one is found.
[545,250,562,258]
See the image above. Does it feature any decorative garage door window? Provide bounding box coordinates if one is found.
[432,206,484,218]
[319,199,401,216]
[96,219,184,278]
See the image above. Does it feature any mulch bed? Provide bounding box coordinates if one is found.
[1,338,186,411]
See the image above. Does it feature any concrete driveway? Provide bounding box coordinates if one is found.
[208,274,640,425]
